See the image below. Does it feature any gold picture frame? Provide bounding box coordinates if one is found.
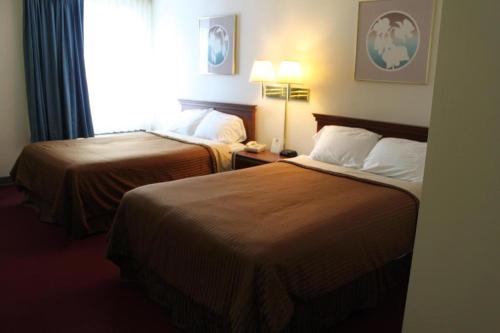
[355,0,435,84]
[199,14,237,75]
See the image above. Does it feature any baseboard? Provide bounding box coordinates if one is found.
[0,176,13,186]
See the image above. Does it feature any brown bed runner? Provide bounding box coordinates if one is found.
[107,161,419,332]
[11,132,216,237]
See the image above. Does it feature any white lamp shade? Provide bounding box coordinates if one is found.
[249,60,275,83]
[277,61,304,84]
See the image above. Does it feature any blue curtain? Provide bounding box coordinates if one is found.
[24,0,94,142]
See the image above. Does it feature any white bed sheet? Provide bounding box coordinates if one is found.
[149,130,243,172]
[286,155,422,200]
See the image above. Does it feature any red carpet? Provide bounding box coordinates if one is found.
[0,185,407,333]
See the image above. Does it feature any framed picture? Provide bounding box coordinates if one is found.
[355,0,435,84]
[199,14,237,75]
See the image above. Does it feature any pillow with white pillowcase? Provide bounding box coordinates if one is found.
[194,110,247,144]
[309,125,382,168]
[361,138,427,182]
[166,108,212,136]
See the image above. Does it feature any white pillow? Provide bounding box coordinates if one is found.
[362,138,427,182]
[194,110,246,144]
[166,108,211,136]
[309,125,381,168]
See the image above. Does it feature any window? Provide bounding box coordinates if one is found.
[84,0,153,134]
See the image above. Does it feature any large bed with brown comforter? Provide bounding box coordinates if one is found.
[10,100,256,237]
[107,115,428,332]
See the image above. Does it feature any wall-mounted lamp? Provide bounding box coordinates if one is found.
[249,60,275,98]
[249,60,310,157]
[265,61,310,102]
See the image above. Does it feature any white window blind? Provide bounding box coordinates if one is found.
[84,0,153,134]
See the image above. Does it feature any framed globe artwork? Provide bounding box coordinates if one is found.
[355,0,435,84]
[199,14,237,75]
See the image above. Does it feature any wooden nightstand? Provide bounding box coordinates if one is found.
[233,150,286,170]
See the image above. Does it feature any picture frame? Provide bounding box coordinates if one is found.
[355,0,435,84]
[199,14,237,75]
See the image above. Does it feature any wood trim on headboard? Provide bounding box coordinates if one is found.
[178,99,257,142]
[313,113,428,142]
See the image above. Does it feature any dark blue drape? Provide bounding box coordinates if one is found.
[24,0,94,142]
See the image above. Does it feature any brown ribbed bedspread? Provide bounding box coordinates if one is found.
[11,132,216,237]
[107,161,419,332]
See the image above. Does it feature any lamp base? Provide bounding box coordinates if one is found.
[279,149,298,158]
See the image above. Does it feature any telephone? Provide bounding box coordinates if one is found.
[244,141,266,153]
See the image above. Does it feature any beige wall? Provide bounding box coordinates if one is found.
[152,0,441,154]
[0,0,442,176]
[0,0,30,177]
[403,0,500,332]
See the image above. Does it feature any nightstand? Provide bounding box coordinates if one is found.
[233,150,286,170]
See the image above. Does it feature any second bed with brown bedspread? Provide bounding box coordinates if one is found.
[107,161,419,332]
[11,132,217,237]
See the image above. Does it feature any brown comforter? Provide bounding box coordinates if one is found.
[107,161,419,332]
[11,132,216,237]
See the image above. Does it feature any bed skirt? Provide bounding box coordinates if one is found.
[115,255,411,333]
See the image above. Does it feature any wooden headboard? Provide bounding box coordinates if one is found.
[179,99,257,141]
[313,113,428,142]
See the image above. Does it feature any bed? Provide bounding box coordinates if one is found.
[107,114,428,332]
[10,100,256,237]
